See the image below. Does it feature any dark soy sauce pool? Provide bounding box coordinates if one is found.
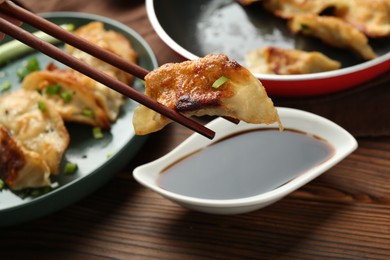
[158,128,335,200]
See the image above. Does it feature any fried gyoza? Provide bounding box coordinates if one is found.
[245,47,341,75]
[65,22,138,122]
[334,0,390,38]
[289,15,377,60]
[73,69,125,122]
[261,0,390,38]
[0,125,51,190]
[262,0,344,19]
[22,69,111,129]
[133,54,281,135]
[22,22,138,129]
[65,21,138,84]
[0,89,69,175]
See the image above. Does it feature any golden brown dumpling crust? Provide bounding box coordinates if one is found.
[133,54,281,135]
[0,125,51,190]
[22,69,111,129]
[65,21,138,122]
[144,55,239,112]
[289,14,377,60]
[65,21,137,84]
[0,89,69,174]
[69,69,125,122]
[334,0,390,38]
[256,0,390,38]
[262,0,345,19]
[0,125,26,187]
[261,0,390,37]
[245,47,341,75]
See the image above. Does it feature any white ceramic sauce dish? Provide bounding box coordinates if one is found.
[133,107,357,215]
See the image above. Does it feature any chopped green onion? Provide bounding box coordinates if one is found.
[30,189,41,197]
[0,179,5,190]
[82,108,94,118]
[64,162,78,174]
[300,23,309,30]
[60,91,72,102]
[106,153,113,159]
[17,67,29,80]
[0,24,75,66]
[25,57,40,72]
[92,127,104,139]
[43,186,52,194]
[212,76,229,89]
[45,84,61,95]
[17,57,41,81]
[37,101,46,112]
[1,81,11,92]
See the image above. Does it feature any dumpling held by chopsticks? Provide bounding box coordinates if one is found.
[133,54,281,135]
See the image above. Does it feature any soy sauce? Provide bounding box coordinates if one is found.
[159,129,335,200]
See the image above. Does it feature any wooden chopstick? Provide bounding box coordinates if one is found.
[0,1,239,134]
[0,10,215,139]
[8,0,32,12]
[0,1,240,126]
[1,1,149,80]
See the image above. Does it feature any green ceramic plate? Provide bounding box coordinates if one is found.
[0,12,158,226]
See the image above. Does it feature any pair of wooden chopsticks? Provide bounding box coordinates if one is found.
[0,1,236,139]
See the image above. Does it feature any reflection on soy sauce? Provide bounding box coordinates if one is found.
[159,128,335,200]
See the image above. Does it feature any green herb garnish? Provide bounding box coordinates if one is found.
[1,81,11,92]
[37,100,46,112]
[212,76,229,89]
[45,84,61,95]
[17,57,41,81]
[0,179,5,190]
[300,23,310,31]
[30,189,41,197]
[92,127,104,139]
[43,186,52,194]
[25,56,40,72]
[64,162,78,174]
[82,108,94,118]
[60,91,72,103]
[17,67,29,80]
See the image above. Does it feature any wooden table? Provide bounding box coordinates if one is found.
[2,1,390,259]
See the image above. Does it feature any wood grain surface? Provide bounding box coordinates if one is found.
[1,1,390,259]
